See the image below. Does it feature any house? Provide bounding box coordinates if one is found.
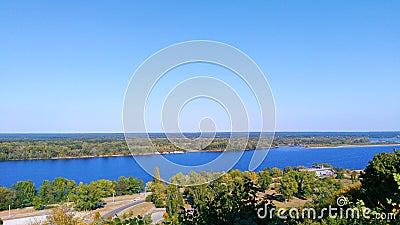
[299,165,336,177]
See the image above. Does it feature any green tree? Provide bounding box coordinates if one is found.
[296,171,316,198]
[278,173,298,200]
[37,180,53,204]
[71,182,102,211]
[283,166,293,174]
[153,166,161,183]
[11,180,36,208]
[147,167,166,207]
[116,176,129,195]
[395,173,400,188]
[116,176,143,195]
[257,169,272,191]
[150,183,166,208]
[186,171,209,185]
[313,176,343,205]
[52,177,76,203]
[90,179,114,198]
[127,176,143,194]
[0,186,14,210]
[336,170,345,179]
[271,167,283,178]
[165,184,183,216]
[360,149,400,210]
[32,196,44,210]
[169,172,185,186]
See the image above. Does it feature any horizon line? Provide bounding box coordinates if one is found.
[0,130,399,134]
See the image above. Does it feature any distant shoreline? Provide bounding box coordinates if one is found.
[5,154,129,161]
[306,143,400,149]
[2,143,399,162]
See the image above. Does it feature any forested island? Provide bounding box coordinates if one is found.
[0,132,399,161]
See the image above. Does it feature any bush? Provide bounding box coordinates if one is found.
[360,149,400,210]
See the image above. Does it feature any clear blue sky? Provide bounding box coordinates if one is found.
[0,1,399,133]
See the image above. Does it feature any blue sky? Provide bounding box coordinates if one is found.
[0,1,399,133]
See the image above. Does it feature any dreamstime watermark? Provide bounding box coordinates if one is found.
[257,197,397,221]
[123,40,276,185]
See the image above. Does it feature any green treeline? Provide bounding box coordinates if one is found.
[273,136,370,147]
[0,135,381,161]
[0,138,131,160]
[0,176,143,211]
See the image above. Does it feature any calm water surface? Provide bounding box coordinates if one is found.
[0,145,398,187]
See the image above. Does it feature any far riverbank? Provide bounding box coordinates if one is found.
[307,143,400,149]
[2,143,399,162]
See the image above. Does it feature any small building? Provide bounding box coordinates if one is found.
[300,165,336,177]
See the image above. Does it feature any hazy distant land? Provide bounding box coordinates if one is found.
[0,132,399,161]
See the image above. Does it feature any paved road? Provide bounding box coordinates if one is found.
[3,215,47,225]
[151,211,165,224]
[101,200,145,219]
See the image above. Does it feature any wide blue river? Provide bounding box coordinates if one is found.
[0,145,398,187]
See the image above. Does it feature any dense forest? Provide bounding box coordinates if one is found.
[1,132,398,160]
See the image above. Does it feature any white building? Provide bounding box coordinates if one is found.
[300,165,336,177]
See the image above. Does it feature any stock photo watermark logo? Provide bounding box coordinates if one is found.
[122,40,275,185]
[257,196,397,221]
